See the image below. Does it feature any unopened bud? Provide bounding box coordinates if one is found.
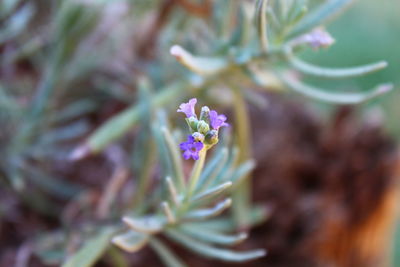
[186,117,198,132]
[192,132,205,142]
[205,130,218,146]
[200,106,210,123]
[197,120,210,135]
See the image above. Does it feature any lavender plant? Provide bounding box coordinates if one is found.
[78,0,391,229]
[111,99,265,265]
[0,0,394,266]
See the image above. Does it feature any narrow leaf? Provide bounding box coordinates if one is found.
[0,3,34,44]
[288,54,387,79]
[112,231,149,253]
[183,198,232,221]
[192,182,232,202]
[123,216,164,234]
[288,0,356,38]
[162,127,185,191]
[196,147,229,193]
[149,237,187,267]
[62,227,115,267]
[87,82,185,153]
[166,229,266,262]
[280,74,392,104]
[255,0,269,52]
[166,176,180,206]
[170,45,229,75]
[161,202,176,224]
[213,147,239,185]
[229,160,256,186]
[180,224,247,245]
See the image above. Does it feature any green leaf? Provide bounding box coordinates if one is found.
[255,0,269,52]
[165,176,180,206]
[62,227,115,267]
[112,230,149,253]
[162,127,185,192]
[287,53,387,79]
[192,182,232,203]
[149,237,187,267]
[87,82,185,153]
[196,148,229,193]
[183,198,232,221]
[0,3,34,44]
[213,147,239,185]
[180,224,247,245]
[170,45,229,76]
[0,0,22,18]
[288,0,356,39]
[229,160,256,186]
[123,216,165,234]
[279,74,392,104]
[166,229,266,262]
[161,202,176,224]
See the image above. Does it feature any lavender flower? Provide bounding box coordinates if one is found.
[302,28,335,49]
[179,135,204,160]
[177,98,197,118]
[209,110,228,130]
[178,98,228,160]
[292,28,335,49]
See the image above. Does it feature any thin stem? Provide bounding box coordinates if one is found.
[231,85,252,228]
[131,140,156,212]
[256,0,269,53]
[185,149,207,202]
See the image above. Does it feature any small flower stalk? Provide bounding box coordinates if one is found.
[178,98,228,160]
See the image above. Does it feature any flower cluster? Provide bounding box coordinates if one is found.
[178,98,228,160]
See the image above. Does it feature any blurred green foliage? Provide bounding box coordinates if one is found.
[303,0,400,137]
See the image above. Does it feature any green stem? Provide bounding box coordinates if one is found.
[231,85,252,228]
[131,140,156,213]
[186,149,207,202]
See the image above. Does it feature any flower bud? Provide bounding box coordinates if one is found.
[192,132,205,142]
[200,106,210,124]
[197,120,210,135]
[186,117,198,132]
[205,130,218,146]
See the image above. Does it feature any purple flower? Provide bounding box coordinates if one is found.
[179,135,204,160]
[177,98,197,118]
[302,28,335,49]
[209,110,228,130]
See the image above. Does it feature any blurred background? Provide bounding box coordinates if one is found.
[303,0,400,265]
[0,0,399,266]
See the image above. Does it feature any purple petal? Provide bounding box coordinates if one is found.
[192,152,200,160]
[183,150,191,160]
[179,134,204,160]
[187,135,195,142]
[194,141,204,150]
[179,142,188,150]
[177,98,197,118]
[209,110,228,130]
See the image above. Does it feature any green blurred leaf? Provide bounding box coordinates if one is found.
[280,73,393,104]
[0,3,34,44]
[112,230,149,253]
[183,198,232,221]
[288,53,387,79]
[149,237,187,267]
[166,229,266,262]
[62,227,115,267]
[180,224,247,245]
[288,0,356,38]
